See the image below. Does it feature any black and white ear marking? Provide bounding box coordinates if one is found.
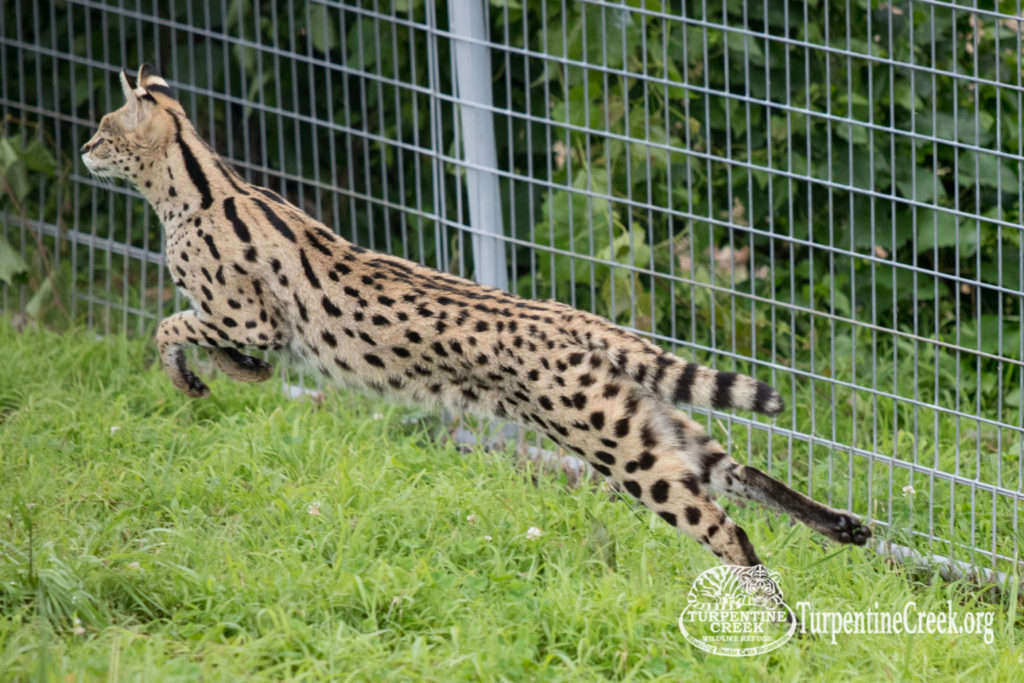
[137,63,175,100]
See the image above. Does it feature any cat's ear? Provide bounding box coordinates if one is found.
[136,63,185,115]
[119,69,139,114]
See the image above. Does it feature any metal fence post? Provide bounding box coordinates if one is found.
[447,0,508,291]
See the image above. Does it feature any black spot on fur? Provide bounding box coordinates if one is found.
[634,363,648,384]
[681,474,700,495]
[322,296,342,317]
[651,480,670,504]
[589,411,605,430]
[623,480,642,498]
[685,507,702,525]
[255,186,286,204]
[753,381,778,414]
[251,197,296,242]
[170,116,214,209]
[637,451,657,470]
[201,234,220,259]
[640,423,656,448]
[658,511,678,527]
[711,371,738,409]
[700,450,726,483]
[294,294,309,322]
[364,353,385,368]
[299,249,321,289]
[673,362,699,404]
[222,197,251,242]
[304,229,332,256]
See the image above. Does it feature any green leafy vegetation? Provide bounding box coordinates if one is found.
[1,323,1021,678]
[3,1,1020,403]
[1,0,1021,579]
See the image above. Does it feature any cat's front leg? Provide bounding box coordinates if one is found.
[156,310,277,397]
[157,311,215,397]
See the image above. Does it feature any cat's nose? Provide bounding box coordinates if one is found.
[80,138,102,154]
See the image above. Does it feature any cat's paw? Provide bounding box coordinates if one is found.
[831,514,871,546]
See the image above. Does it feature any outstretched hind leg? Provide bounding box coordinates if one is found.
[619,475,764,566]
[706,459,871,546]
[679,495,764,567]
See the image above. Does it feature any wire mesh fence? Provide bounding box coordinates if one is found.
[2,0,1023,580]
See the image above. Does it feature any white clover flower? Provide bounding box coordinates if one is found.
[307,502,321,516]
[109,425,121,435]
[72,616,85,635]
[902,484,916,496]
[483,535,493,542]
[466,514,478,524]
[526,526,542,541]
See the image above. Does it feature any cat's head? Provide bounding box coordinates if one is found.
[80,64,185,183]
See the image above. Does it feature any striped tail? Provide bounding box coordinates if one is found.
[617,349,784,417]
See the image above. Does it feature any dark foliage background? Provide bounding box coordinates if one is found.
[2,1,1023,486]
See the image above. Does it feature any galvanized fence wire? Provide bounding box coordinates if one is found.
[2,0,1023,578]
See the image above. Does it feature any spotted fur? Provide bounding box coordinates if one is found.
[82,65,871,567]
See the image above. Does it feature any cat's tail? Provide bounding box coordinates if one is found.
[622,350,784,417]
[560,307,785,417]
[587,328,783,416]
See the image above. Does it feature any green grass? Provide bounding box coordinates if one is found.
[0,319,1021,681]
